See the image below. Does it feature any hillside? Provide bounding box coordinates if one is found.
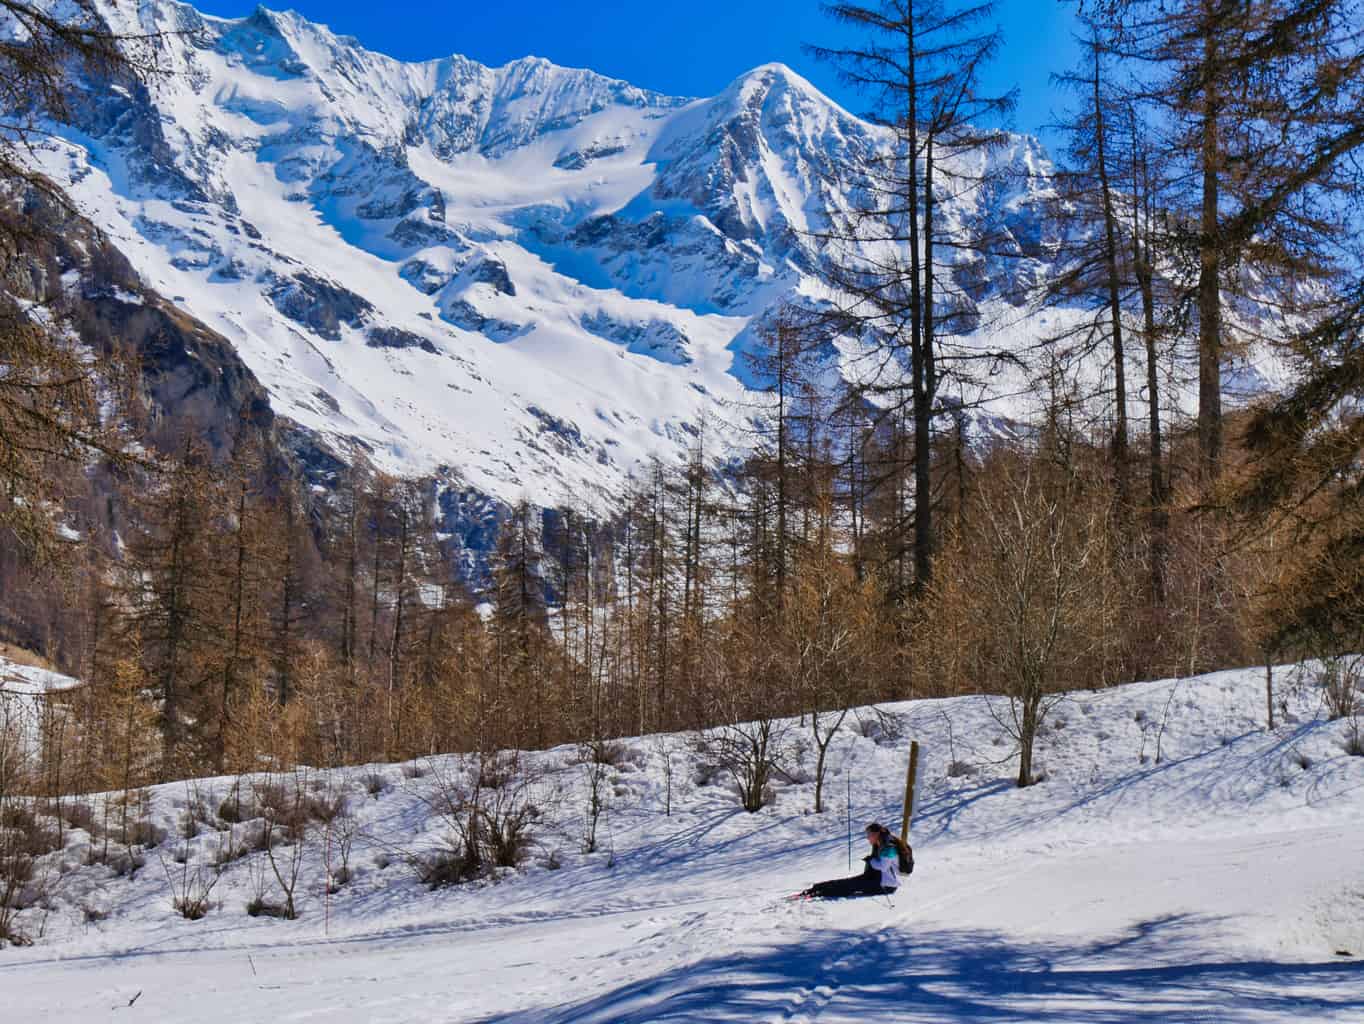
[4,659,1362,1022]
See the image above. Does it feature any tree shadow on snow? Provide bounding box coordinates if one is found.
[470,913,1364,1023]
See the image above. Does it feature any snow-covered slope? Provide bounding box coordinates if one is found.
[12,1,1294,517]
[0,655,81,755]
[0,655,80,697]
[5,662,1363,1020]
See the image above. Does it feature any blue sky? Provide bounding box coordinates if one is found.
[199,1,1084,145]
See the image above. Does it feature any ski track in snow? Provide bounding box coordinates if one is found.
[4,661,1364,1022]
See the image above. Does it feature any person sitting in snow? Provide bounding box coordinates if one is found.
[799,822,910,899]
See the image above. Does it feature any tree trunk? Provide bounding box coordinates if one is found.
[389,500,408,719]
[777,340,786,612]
[1132,139,1168,607]
[218,483,248,772]
[1197,14,1223,482]
[1093,42,1129,511]
[814,741,827,814]
[916,130,938,591]
[277,498,296,708]
[1017,688,1040,788]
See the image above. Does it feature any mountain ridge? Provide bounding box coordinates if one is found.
[9,0,1290,552]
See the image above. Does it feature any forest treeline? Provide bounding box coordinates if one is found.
[1,0,1362,796]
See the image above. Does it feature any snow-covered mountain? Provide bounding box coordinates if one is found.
[11,2,1053,508]
[13,1,1289,526]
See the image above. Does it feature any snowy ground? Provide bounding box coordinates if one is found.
[4,662,1364,1022]
[0,657,81,755]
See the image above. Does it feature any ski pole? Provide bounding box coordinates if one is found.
[846,771,851,871]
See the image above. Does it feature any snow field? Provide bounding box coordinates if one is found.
[3,661,1363,1021]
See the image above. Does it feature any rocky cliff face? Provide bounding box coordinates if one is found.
[3,184,274,462]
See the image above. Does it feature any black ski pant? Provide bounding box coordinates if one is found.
[806,864,896,900]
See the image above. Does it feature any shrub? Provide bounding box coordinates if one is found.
[580,740,638,768]
[360,771,388,798]
[172,895,212,920]
[416,850,478,889]
[160,847,222,921]
[0,921,32,948]
[855,711,905,744]
[82,903,109,924]
[125,820,167,849]
[1320,658,1362,721]
[484,798,539,868]
[63,802,97,834]
[245,896,290,918]
[477,753,519,791]
[252,782,290,816]
[420,752,551,880]
[307,792,348,825]
[0,803,35,832]
[253,781,309,842]
[326,817,360,892]
[212,821,269,866]
[693,718,797,812]
[691,763,721,788]
[14,820,61,859]
[217,794,253,825]
[1345,722,1364,758]
[87,845,146,877]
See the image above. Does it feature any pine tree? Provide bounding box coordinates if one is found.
[211,438,273,772]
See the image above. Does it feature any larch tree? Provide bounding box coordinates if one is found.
[1043,15,1136,513]
[1117,0,1364,482]
[121,445,223,776]
[810,0,1015,595]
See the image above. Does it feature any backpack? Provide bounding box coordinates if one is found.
[892,836,914,875]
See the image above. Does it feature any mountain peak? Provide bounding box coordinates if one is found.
[736,61,811,86]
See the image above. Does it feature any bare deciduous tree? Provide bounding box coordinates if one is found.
[923,450,1116,786]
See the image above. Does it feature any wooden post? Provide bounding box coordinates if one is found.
[1265,658,1275,731]
[899,740,920,840]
